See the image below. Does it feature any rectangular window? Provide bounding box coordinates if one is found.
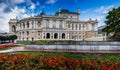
[22,32,24,35]
[27,21,29,28]
[46,20,49,28]
[53,21,56,28]
[91,24,94,31]
[38,21,41,27]
[38,31,40,35]
[76,24,77,30]
[23,23,25,28]
[72,24,74,30]
[79,24,81,30]
[68,24,70,28]
[27,31,29,36]
[59,21,63,28]
[32,21,34,28]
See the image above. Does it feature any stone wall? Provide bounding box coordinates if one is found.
[24,42,120,51]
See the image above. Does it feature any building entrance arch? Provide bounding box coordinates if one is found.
[12,25,16,32]
[54,33,58,39]
[46,33,50,39]
[62,33,65,39]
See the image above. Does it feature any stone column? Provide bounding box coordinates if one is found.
[79,24,81,30]
[51,33,53,39]
[34,20,36,29]
[70,24,72,29]
[68,33,69,39]
[25,22,27,29]
[74,24,75,30]
[65,33,67,39]
[59,33,61,39]
[53,33,54,39]
[83,24,84,31]
[60,33,62,40]
[58,33,59,39]
[77,24,79,30]
[81,24,83,30]
[21,23,23,29]
[45,33,46,39]
[84,24,86,31]
[82,32,85,41]
[50,33,51,39]
[42,33,44,39]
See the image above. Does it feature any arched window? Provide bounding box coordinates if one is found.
[19,32,21,36]
[20,23,21,28]
[12,25,16,32]
[46,20,49,28]
[23,23,25,28]
[26,31,29,36]
[22,32,24,35]
[91,24,94,31]
[59,21,63,28]
[54,33,58,39]
[46,33,50,39]
[27,21,29,28]
[32,21,34,28]
[68,24,70,28]
[62,33,65,39]
[32,37,34,41]
[53,21,56,28]
[76,24,77,30]
[38,21,41,27]
[26,37,29,40]
[23,38,24,41]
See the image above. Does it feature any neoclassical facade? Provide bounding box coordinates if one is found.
[9,8,98,41]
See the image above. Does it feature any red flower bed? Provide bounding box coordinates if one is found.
[0,44,18,49]
[3,44,17,47]
[0,45,5,49]
[0,54,120,70]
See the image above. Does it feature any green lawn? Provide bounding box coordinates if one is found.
[0,47,11,50]
[18,40,79,45]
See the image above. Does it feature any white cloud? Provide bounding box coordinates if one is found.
[46,0,57,4]
[91,16,104,21]
[29,3,35,10]
[95,5,114,14]
[0,3,30,33]
[12,0,25,4]
[9,6,30,19]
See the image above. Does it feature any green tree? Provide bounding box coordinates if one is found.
[0,36,3,43]
[5,36,11,42]
[9,35,17,42]
[102,7,120,37]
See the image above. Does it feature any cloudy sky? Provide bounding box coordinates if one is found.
[0,0,120,33]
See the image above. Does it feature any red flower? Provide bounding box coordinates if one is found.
[0,45,5,49]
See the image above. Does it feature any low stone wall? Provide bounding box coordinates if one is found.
[24,42,120,51]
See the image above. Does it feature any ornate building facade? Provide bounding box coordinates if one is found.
[9,8,98,41]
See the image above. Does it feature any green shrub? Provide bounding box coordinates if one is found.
[18,41,31,45]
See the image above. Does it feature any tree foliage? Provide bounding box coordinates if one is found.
[0,35,17,43]
[102,7,120,37]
